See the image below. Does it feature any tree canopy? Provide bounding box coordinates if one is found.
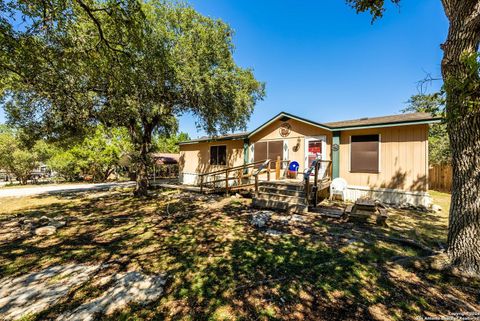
[347,0,480,276]
[153,132,190,154]
[0,0,265,194]
[0,127,51,184]
[402,93,451,165]
[48,125,133,181]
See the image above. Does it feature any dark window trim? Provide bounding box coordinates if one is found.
[210,145,227,166]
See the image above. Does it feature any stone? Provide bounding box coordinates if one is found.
[431,204,442,212]
[39,216,50,226]
[0,264,100,321]
[290,214,305,222]
[4,221,20,228]
[54,215,65,221]
[274,216,291,224]
[50,220,66,228]
[21,223,34,231]
[34,226,57,236]
[57,271,166,321]
[264,229,284,237]
[250,211,273,228]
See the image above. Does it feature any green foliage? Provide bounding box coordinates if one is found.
[402,93,445,115]
[345,0,400,21]
[10,149,37,183]
[402,93,451,165]
[0,128,47,183]
[48,126,133,182]
[47,150,82,182]
[443,52,480,120]
[153,132,190,153]
[0,0,264,193]
[0,130,18,171]
[1,0,264,193]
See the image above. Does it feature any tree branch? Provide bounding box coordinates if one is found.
[74,0,128,55]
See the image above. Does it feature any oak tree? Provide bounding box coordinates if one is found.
[348,0,480,275]
[0,1,265,195]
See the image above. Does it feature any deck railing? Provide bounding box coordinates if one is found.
[198,156,290,194]
[253,157,291,194]
[304,159,332,207]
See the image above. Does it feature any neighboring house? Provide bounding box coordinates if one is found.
[151,153,180,165]
[178,112,441,206]
[0,164,50,182]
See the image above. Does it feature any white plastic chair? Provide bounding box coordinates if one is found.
[330,177,348,201]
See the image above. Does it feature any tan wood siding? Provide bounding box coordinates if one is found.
[249,119,332,172]
[179,140,245,174]
[339,124,429,192]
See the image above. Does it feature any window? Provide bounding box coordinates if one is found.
[254,141,284,169]
[350,135,379,173]
[210,145,227,165]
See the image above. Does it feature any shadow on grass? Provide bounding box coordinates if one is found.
[0,189,478,321]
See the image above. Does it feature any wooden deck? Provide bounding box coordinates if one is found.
[150,181,216,193]
[152,159,332,214]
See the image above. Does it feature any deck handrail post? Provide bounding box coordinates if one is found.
[225,168,229,195]
[305,175,310,205]
[255,174,259,195]
[275,156,281,180]
[200,174,204,193]
[313,161,319,207]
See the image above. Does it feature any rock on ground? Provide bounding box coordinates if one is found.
[34,225,57,236]
[250,211,273,228]
[57,271,166,321]
[0,264,100,321]
[264,229,284,237]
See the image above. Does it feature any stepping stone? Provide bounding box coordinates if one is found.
[34,226,57,236]
[0,264,100,321]
[58,271,166,321]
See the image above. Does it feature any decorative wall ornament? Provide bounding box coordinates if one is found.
[279,122,291,137]
[332,143,339,152]
[292,138,301,152]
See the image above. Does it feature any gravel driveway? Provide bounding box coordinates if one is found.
[0,181,135,198]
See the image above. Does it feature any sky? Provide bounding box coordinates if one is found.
[0,0,449,139]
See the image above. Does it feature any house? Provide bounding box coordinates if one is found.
[151,153,180,165]
[178,112,441,207]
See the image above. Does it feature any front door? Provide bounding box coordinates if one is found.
[304,136,326,174]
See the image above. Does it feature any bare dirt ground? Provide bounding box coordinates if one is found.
[0,187,478,321]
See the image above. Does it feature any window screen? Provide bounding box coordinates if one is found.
[253,142,267,165]
[268,141,284,169]
[210,145,227,165]
[350,135,379,173]
[254,141,284,169]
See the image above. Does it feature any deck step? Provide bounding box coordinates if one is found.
[258,181,304,192]
[252,198,308,214]
[255,192,307,205]
[258,186,305,197]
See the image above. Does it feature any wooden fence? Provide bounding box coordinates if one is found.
[429,164,452,192]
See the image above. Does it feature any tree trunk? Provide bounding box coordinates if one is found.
[134,140,150,196]
[441,0,480,275]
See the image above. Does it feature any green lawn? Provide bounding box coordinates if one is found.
[0,188,477,321]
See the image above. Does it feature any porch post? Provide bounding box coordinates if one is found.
[332,131,341,179]
[243,138,249,175]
